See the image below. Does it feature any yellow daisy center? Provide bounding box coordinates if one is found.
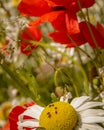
[39,102,77,130]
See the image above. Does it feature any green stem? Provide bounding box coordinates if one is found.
[54,67,79,97]
[67,34,98,68]
[32,41,89,95]
[0,53,37,101]
[86,8,90,22]
[54,68,61,87]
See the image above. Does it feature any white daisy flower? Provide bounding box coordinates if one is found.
[15,94,104,130]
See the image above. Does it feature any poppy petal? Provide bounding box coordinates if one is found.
[45,0,70,6]
[79,22,104,48]
[96,22,104,39]
[18,0,52,16]
[41,11,67,32]
[65,12,80,34]
[80,0,95,8]
[49,31,86,47]
[29,11,67,32]
[30,11,80,34]
[9,106,25,130]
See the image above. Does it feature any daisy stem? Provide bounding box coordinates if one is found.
[32,41,89,95]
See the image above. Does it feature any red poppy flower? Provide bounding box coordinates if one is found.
[9,102,43,130]
[9,102,35,130]
[18,0,95,34]
[20,25,42,55]
[79,21,104,48]
[49,31,86,47]
[9,106,25,130]
[49,21,104,49]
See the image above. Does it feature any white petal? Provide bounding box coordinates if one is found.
[28,105,44,112]
[77,102,104,111]
[70,96,90,109]
[19,105,44,121]
[60,92,72,102]
[82,116,104,123]
[79,109,104,117]
[18,120,39,128]
[80,123,104,130]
